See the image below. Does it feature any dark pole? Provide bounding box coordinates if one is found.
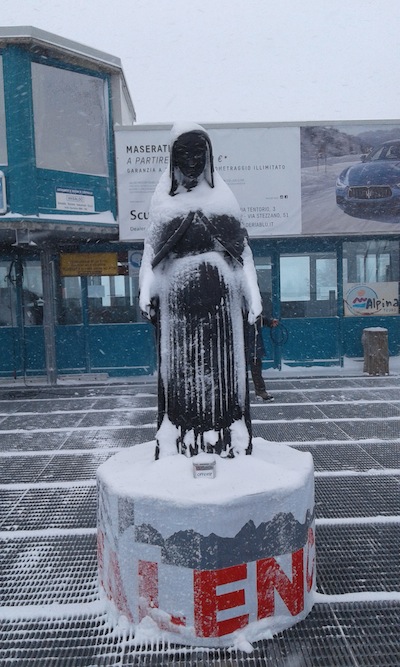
[41,248,57,386]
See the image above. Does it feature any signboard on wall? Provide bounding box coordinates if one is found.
[344,282,399,316]
[115,125,301,241]
[115,121,400,242]
[60,252,117,277]
[56,187,95,213]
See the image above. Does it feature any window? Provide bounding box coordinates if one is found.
[280,253,337,318]
[31,62,108,175]
[57,252,143,325]
[0,260,16,326]
[0,57,7,165]
[22,260,43,326]
[254,255,273,318]
[343,240,399,284]
[58,276,83,325]
[0,259,43,327]
[88,271,141,324]
[281,256,310,303]
[343,240,399,317]
[316,257,337,300]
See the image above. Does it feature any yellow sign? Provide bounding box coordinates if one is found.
[60,253,118,277]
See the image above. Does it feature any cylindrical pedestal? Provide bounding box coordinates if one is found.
[97,439,315,647]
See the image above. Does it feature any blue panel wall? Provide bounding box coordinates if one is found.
[281,317,341,365]
[56,325,87,374]
[342,316,400,357]
[88,323,157,376]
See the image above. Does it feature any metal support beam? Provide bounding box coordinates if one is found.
[41,248,57,386]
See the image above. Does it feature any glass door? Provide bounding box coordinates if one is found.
[0,258,20,377]
[0,256,46,378]
[55,250,156,377]
[279,251,340,366]
[20,257,46,375]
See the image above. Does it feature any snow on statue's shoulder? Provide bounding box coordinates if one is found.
[149,170,242,226]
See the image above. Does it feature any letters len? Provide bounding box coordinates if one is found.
[194,564,249,637]
[256,549,304,620]
[136,539,314,638]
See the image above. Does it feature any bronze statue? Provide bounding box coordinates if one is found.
[139,123,262,459]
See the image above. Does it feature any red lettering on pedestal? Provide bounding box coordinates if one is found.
[306,527,315,593]
[97,530,105,587]
[108,550,134,622]
[194,563,249,637]
[138,560,159,620]
[170,615,186,627]
[256,548,304,619]
[138,560,186,629]
[105,540,313,638]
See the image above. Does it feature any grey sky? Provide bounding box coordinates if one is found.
[1,0,399,125]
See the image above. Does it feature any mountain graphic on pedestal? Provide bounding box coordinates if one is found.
[134,510,314,569]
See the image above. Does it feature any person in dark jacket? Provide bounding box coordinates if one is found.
[247,315,278,401]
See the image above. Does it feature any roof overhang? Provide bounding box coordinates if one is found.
[0,218,119,247]
[0,26,135,121]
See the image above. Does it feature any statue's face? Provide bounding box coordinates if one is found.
[174,135,207,179]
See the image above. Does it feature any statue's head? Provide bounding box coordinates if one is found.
[169,125,214,195]
[174,133,207,179]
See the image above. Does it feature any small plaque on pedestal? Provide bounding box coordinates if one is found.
[193,454,216,479]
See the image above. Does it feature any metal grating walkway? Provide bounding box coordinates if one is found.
[0,375,400,665]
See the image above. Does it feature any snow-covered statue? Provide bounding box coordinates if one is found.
[139,123,262,459]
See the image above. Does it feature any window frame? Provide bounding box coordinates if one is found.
[31,58,110,177]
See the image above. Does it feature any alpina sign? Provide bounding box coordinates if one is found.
[344,282,399,316]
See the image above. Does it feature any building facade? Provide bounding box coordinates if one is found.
[0,27,155,382]
[0,28,399,382]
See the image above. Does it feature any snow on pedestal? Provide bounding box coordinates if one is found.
[97,438,315,648]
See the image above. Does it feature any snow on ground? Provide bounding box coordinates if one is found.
[1,354,399,388]
[0,361,399,662]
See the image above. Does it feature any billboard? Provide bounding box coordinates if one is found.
[115,121,400,242]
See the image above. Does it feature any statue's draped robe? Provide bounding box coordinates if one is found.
[152,210,252,458]
[140,123,262,459]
